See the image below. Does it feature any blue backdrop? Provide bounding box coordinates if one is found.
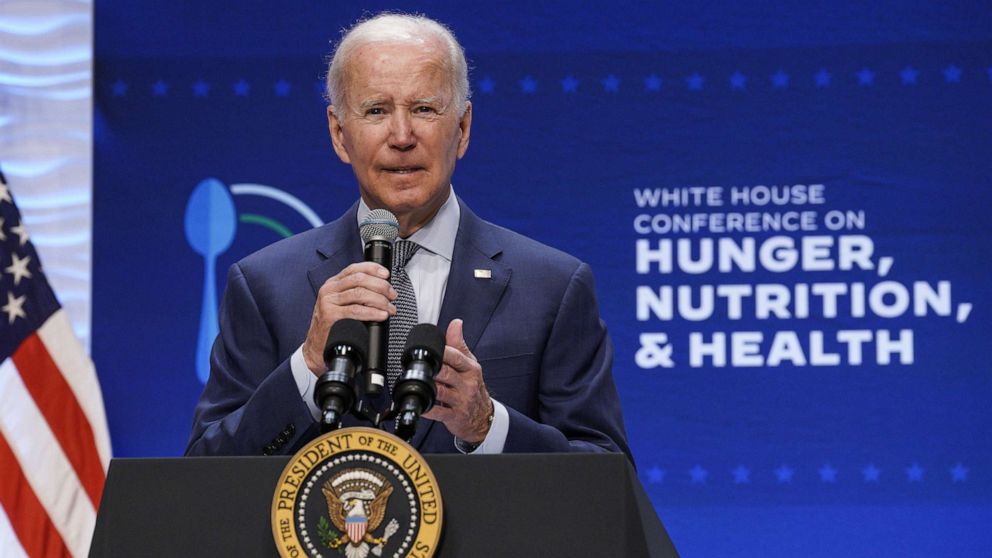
[94,2,992,556]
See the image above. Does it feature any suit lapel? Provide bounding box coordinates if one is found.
[307,203,363,295]
[437,200,511,351]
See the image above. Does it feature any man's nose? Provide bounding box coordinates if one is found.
[387,111,416,151]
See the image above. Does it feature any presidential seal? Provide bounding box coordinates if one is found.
[272,427,442,558]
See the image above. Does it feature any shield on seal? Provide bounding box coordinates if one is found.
[346,515,367,543]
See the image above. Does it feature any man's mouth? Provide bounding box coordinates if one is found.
[382,166,423,174]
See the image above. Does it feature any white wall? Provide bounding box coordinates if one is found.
[0,0,92,348]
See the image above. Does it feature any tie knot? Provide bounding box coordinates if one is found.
[392,240,420,270]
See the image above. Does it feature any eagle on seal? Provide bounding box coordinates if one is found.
[322,468,399,558]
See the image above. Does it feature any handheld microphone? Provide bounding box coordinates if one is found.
[314,319,368,433]
[359,209,399,396]
[394,323,445,441]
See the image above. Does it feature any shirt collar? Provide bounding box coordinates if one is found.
[356,187,459,262]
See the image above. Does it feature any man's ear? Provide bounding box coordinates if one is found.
[456,101,472,159]
[327,105,351,164]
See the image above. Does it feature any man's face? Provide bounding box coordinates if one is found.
[328,41,472,235]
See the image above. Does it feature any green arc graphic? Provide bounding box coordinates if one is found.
[240,213,292,238]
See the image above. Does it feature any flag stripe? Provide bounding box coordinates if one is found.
[0,358,96,558]
[12,333,105,508]
[37,312,112,468]
[0,432,71,558]
[0,507,31,558]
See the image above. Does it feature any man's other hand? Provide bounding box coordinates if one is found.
[423,319,493,443]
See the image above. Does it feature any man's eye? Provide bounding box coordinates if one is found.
[414,106,437,114]
[366,107,385,115]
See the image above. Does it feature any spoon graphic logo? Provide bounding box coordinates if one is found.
[184,178,323,383]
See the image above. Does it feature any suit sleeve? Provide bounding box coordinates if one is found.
[502,262,633,461]
[185,262,318,456]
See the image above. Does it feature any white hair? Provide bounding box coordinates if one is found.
[325,13,471,115]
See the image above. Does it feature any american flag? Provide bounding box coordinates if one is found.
[0,170,112,557]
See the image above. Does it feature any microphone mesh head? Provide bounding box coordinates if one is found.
[403,323,445,362]
[360,209,399,243]
[323,318,369,363]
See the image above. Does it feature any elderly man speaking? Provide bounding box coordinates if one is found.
[186,13,630,460]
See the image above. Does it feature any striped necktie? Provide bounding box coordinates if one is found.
[387,240,420,388]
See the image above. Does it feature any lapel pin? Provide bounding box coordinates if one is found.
[474,269,492,279]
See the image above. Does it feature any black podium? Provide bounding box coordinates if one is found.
[91,453,678,557]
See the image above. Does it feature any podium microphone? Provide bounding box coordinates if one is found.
[359,209,399,396]
[394,323,445,441]
[315,319,368,433]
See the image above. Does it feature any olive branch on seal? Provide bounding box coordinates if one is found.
[317,516,343,549]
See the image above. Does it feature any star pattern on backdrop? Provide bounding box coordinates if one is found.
[818,464,838,483]
[900,66,919,85]
[862,464,881,482]
[518,76,537,93]
[950,463,968,482]
[814,68,832,87]
[906,463,924,482]
[644,74,662,91]
[729,71,747,90]
[770,70,789,88]
[647,466,665,484]
[601,74,619,92]
[686,73,704,91]
[477,76,495,94]
[112,79,128,96]
[732,465,751,484]
[775,464,794,483]
[943,64,962,83]
[689,464,708,484]
[109,61,976,102]
[560,75,579,93]
[628,461,976,488]
[857,67,875,85]
[192,80,210,97]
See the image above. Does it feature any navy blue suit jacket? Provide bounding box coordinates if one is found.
[186,199,630,459]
